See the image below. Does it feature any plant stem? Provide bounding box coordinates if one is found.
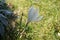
[20,21,29,38]
[20,13,23,27]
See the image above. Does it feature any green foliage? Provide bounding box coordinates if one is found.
[5,0,60,40]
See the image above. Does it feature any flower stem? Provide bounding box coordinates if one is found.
[20,21,29,38]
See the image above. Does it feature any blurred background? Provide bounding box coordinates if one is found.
[0,0,60,40]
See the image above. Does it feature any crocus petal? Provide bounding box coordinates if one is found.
[28,6,39,22]
[28,6,43,22]
[35,16,43,21]
[31,9,39,21]
[28,6,36,22]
